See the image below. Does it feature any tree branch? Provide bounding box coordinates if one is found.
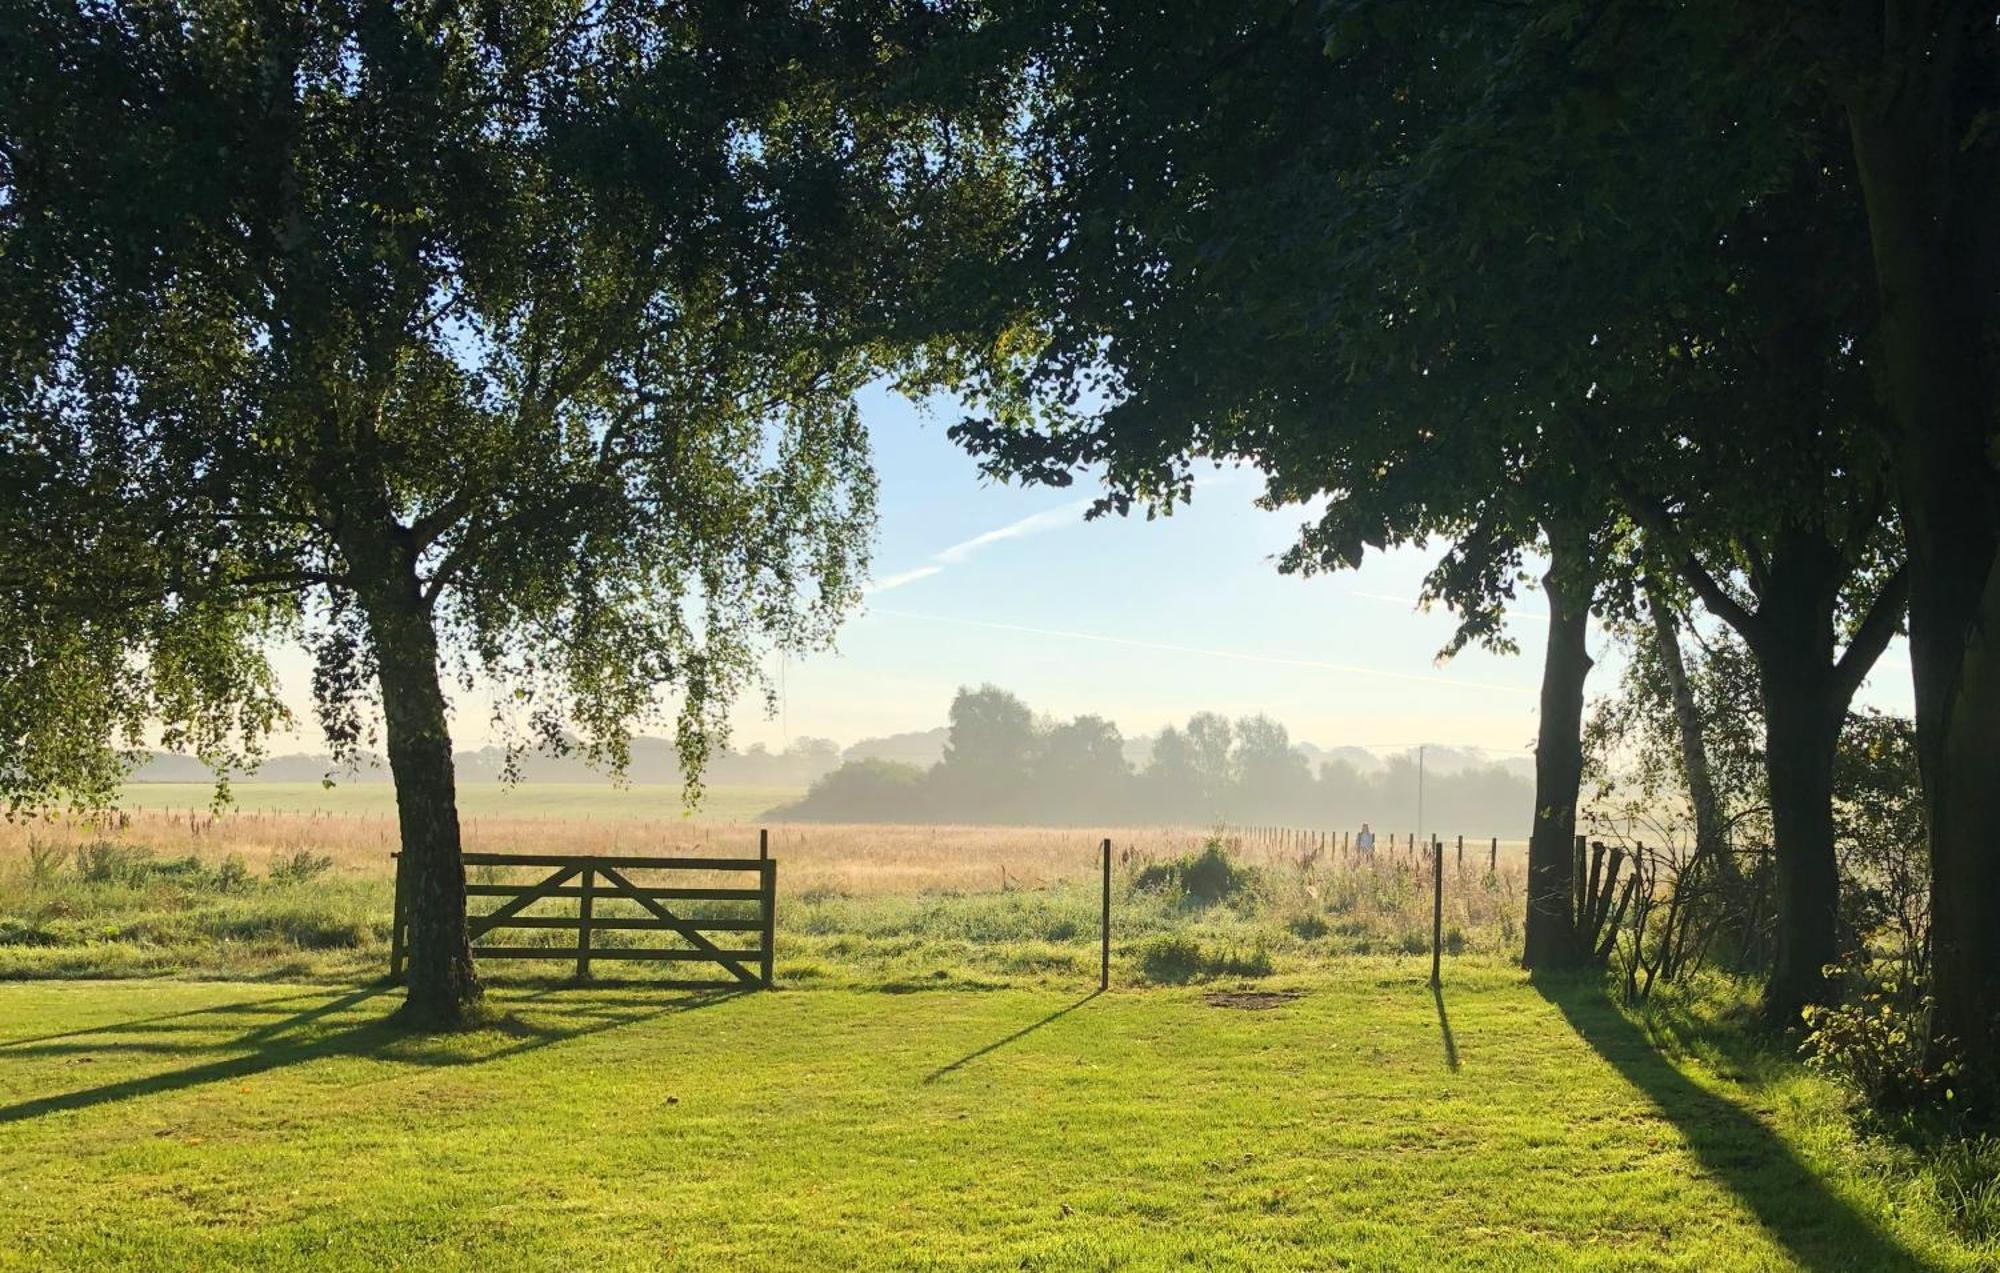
[1832,561,1910,706]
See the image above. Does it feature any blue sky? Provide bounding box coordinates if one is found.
[719,385,1915,754]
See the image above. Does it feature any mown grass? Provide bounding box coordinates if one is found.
[0,967,1989,1270]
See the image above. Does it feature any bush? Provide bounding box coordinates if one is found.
[269,848,336,885]
[215,854,252,893]
[25,839,67,885]
[1132,839,1255,906]
[1286,912,1330,941]
[1137,933,1273,983]
[1801,975,1958,1115]
[77,841,152,884]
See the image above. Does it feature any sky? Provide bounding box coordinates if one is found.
[257,383,1915,758]
[671,385,1911,755]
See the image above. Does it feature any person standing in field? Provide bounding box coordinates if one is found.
[1356,823,1376,858]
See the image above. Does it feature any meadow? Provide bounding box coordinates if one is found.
[0,805,1528,985]
[0,803,1991,1269]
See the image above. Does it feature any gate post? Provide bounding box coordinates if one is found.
[576,865,595,980]
[759,856,777,989]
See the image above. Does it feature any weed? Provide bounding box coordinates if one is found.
[269,848,336,885]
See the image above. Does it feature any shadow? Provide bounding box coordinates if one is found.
[0,989,325,1051]
[0,985,744,1127]
[1430,985,1459,1072]
[1535,974,1938,1272]
[923,991,1101,1084]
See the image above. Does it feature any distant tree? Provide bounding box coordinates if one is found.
[0,1,983,1024]
[1232,716,1313,823]
[1181,712,1236,813]
[1032,714,1131,822]
[772,758,931,824]
[935,686,1040,818]
[1140,724,1199,822]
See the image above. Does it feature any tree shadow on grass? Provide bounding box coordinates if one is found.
[0,988,332,1051]
[1534,973,1938,1273]
[0,984,744,1126]
[923,990,1100,1084]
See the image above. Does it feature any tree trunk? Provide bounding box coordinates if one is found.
[343,523,481,1027]
[1645,584,1728,867]
[1758,651,1843,1025]
[1849,81,2000,1108]
[1524,523,1592,970]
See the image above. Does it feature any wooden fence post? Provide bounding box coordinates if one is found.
[1100,837,1112,992]
[1490,836,1498,873]
[760,855,777,989]
[576,865,595,980]
[1430,836,1444,988]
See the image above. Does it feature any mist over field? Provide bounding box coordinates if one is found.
[128,685,1536,835]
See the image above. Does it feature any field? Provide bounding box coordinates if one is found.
[120,781,803,825]
[0,809,1528,984]
[0,968,1983,1270]
[0,809,1991,1269]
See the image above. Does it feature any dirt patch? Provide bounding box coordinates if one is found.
[1203,990,1303,1010]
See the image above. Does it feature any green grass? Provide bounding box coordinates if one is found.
[119,781,803,823]
[0,849,1513,987]
[0,967,1984,1270]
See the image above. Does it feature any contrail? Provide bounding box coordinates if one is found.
[867,607,1535,696]
[865,499,1094,595]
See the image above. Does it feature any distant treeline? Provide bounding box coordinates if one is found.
[770,686,1534,832]
[128,731,945,789]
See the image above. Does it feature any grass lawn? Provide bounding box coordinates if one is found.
[118,781,802,824]
[0,963,1975,1270]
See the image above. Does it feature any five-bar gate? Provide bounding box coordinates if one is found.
[390,850,776,989]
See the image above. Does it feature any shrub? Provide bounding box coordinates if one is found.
[77,841,151,884]
[1800,974,1958,1115]
[25,839,67,885]
[1131,839,1255,906]
[215,854,252,893]
[1137,933,1273,983]
[269,849,336,885]
[1286,912,1330,941]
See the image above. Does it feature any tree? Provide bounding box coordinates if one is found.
[934,685,1040,818]
[1231,715,1313,823]
[1032,714,1132,822]
[1811,0,2000,1110]
[928,1,1911,1007]
[1183,712,1237,815]
[0,1,981,1024]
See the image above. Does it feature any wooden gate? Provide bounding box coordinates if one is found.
[389,850,776,989]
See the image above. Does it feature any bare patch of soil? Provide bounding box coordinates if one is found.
[1203,990,1303,1010]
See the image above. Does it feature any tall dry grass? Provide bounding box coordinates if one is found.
[0,808,1526,899]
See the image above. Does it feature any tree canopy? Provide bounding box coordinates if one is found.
[0,0,1000,1021]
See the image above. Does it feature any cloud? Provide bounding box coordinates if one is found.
[865,499,1092,596]
[868,607,1535,696]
